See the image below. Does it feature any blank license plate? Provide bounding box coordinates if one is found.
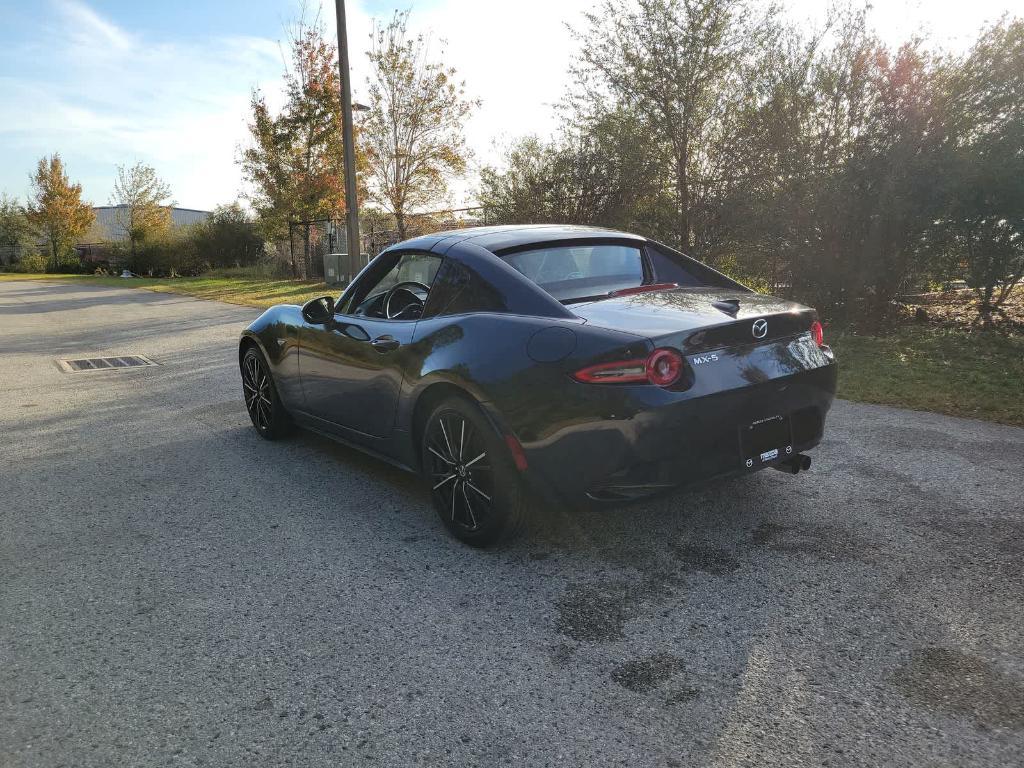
[741,415,792,468]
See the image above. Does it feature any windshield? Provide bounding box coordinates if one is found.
[503,244,644,302]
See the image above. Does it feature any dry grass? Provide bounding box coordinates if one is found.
[895,287,1024,333]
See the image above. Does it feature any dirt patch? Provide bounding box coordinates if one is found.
[896,288,1024,333]
[893,647,1024,730]
[665,686,702,705]
[749,521,874,563]
[927,516,1024,552]
[549,643,576,665]
[670,544,740,575]
[611,652,686,693]
[924,517,1024,581]
[555,582,640,643]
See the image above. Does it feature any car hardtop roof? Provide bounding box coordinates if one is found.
[393,224,647,256]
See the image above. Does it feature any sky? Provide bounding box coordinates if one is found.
[0,0,1018,211]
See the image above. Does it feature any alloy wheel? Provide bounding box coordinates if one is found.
[426,409,494,532]
[242,352,273,431]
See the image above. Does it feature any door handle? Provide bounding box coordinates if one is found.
[370,335,401,352]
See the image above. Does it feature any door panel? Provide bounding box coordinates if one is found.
[298,317,416,438]
[299,249,443,439]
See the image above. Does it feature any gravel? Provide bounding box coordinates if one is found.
[2,279,1023,767]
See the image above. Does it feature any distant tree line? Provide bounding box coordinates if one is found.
[479,1,1024,325]
[0,156,268,277]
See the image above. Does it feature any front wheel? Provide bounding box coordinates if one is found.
[241,346,291,440]
[421,398,527,546]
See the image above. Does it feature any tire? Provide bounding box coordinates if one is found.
[421,397,527,547]
[241,345,291,440]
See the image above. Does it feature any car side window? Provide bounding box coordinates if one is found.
[644,242,746,290]
[421,259,509,318]
[336,251,443,319]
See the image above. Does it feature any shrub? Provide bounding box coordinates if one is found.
[126,231,205,277]
[12,251,48,273]
[50,250,85,273]
[191,204,265,269]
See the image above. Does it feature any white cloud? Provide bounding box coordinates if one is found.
[57,0,135,53]
[0,1,284,209]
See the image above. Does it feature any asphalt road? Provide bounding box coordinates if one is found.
[2,279,1023,768]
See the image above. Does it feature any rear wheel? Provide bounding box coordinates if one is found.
[421,397,526,546]
[241,346,291,440]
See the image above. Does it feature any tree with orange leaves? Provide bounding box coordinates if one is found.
[26,154,95,272]
[241,19,363,277]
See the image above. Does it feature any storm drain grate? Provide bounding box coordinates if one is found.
[57,355,158,373]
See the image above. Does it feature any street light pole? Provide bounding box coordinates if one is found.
[334,0,360,261]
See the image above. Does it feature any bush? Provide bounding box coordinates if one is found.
[50,250,86,273]
[6,248,84,274]
[113,204,265,277]
[11,251,47,273]
[125,231,205,277]
[191,203,265,269]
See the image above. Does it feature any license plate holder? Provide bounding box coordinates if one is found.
[740,415,793,469]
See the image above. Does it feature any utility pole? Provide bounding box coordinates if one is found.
[334,0,360,261]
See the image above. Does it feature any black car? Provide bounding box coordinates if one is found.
[239,225,837,545]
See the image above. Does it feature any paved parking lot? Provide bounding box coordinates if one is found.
[2,279,1023,767]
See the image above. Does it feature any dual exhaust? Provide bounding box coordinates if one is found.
[773,453,812,475]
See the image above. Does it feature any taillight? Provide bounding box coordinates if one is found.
[646,348,683,386]
[810,320,824,347]
[573,348,684,387]
[572,358,648,384]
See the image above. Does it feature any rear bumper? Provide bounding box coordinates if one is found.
[516,362,837,505]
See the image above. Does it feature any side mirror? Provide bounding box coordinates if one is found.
[302,295,336,324]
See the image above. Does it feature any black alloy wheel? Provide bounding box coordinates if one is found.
[241,346,290,440]
[422,398,526,546]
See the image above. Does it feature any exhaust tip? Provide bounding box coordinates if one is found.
[773,453,812,475]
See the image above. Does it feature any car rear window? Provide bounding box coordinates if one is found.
[503,244,644,302]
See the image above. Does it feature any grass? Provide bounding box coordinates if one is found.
[4,271,1022,426]
[0,272,334,309]
[831,325,1024,426]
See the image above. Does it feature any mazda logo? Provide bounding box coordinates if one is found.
[752,319,768,339]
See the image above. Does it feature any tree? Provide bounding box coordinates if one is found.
[570,0,778,254]
[362,11,478,240]
[480,109,671,232]
[25,154,94,271]
[110,162,173,258]
[241,19,356,277]
[0,194,36,267]
[934,18,1024,323]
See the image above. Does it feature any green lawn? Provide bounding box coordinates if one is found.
[831,326,1024,426]
[0,272,334,309]
[4,272,1022,426]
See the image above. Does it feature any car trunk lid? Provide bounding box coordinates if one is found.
[570,287,814,352]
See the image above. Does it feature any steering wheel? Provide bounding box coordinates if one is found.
[383,280,431,320]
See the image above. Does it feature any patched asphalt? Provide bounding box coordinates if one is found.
[2,279,1023,767]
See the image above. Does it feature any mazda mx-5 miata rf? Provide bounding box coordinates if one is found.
[239,225,837,545]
